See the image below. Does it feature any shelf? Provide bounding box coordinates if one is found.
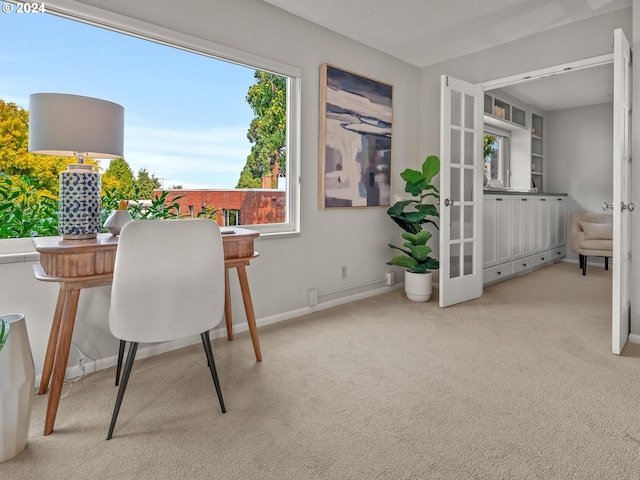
[531,153,542,158]
[532,171,542,176]
[531,134,542,140]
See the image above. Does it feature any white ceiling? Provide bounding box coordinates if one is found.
[261,0,629,110]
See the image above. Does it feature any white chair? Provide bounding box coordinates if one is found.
[107,219,226,440]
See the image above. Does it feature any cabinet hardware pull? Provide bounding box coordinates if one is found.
[541,257,545,261]
[497,271,501,275]
[541,198,546,201]
[523,263,527,267]
[522,198,528,201]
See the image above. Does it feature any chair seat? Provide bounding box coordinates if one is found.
[579,239,613,252]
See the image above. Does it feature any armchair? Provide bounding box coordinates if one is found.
[569,212,613,275]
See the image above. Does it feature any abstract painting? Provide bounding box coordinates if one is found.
[319,64,393,208]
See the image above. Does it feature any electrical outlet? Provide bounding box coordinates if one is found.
[308,288,318,306]
[386,272,395,286]
[341,265,347,279]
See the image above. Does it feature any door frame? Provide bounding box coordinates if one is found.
[475,50,629,354]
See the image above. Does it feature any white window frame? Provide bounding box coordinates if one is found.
[484,125,510,189]
[33,0,302,238]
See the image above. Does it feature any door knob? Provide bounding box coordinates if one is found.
[603,202,614,211]
[444,199,454,207]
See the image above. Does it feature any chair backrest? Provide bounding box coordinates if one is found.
[109,219,225,343]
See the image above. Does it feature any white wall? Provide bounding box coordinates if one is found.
[545,103,614,266]
[0,0,421,377]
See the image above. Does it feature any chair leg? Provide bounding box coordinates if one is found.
[201,331,226,414]
[582,256,587,276]
[579,254,584,269]
[107,342,138,440]
[605,257,609,271]
[115,340,126,386]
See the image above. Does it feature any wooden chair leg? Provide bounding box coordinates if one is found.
[107,342,138,440]
[201,331,226,413]
[582,256,588,276]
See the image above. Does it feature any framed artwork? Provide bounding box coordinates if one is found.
[319,64,393,209]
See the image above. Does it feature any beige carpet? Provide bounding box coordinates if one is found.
[5,262,640,479]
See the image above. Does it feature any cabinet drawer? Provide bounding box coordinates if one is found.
[512,257,534,274]
[533,251,552,266]
[484,263,513,284]
[550,245,567,261]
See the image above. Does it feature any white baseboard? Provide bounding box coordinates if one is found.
[628,334,640,345]
[37,283,402,386]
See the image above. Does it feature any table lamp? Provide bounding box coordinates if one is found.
[28,93,124,239]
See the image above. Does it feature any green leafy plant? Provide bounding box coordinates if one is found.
[0,173,59,238]
[0,317,9,352]
[127,187,185,219]
[386,155,440,273]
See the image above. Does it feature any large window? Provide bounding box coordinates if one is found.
[0,2,300,238]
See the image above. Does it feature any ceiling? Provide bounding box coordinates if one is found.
[261,0,629,110]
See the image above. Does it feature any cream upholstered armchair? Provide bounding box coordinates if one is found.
[569,212,613,276]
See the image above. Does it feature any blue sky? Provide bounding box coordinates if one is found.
[0,8,257,189]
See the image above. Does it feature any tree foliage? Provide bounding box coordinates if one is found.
[237,71,286,188]
[136,167,161,199]
[104,157,135,198]
[0,99,78,197]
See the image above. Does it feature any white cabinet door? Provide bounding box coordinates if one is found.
[555,196,567,245]
[521,196,533,257]
[547,196,558,248]
[532,197,542,253]
[483,196,498,268]
[511,196,523,259]
[539,197,551,251]
[496,197,512,264]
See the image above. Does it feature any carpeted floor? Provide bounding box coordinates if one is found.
[4,262,640,479]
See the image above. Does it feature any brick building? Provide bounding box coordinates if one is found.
[154,189,286,226]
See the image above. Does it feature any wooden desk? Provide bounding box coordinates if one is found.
[32,226,261,435]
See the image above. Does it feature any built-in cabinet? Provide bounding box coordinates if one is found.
[483,194,567,285]
[531,113,543,192]
[483,91,545,192]
[484,92,526,128]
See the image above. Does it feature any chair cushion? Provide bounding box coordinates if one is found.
[579,239,613,251]
[581,221,613,240]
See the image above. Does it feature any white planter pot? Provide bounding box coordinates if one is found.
[0,314,35,463]
[404,271,433,302]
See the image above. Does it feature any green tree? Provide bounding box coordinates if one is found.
[0,99,75,197]
[104,157,135,199]
[136,167,161,199]
[237,71,286,188]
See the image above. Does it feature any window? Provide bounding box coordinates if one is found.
[224,210,241,226]
[484,128,510,188]
[0,4,301,238]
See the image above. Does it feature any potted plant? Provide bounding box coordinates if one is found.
[387,155,440,302]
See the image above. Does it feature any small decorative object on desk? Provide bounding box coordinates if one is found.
[104,200,133,236]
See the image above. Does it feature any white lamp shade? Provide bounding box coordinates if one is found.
[28,93,124,158]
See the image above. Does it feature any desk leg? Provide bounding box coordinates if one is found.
[44,287,81,436]
[39,286,65,395]
[236,266,262,362]
[224,268,233,341]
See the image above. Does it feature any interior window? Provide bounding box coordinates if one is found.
[484,130,509,188]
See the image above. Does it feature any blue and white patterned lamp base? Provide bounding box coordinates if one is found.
[59,163,101,239]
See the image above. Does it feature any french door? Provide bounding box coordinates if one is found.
[612,28,632,355]
[439,75,484,307]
